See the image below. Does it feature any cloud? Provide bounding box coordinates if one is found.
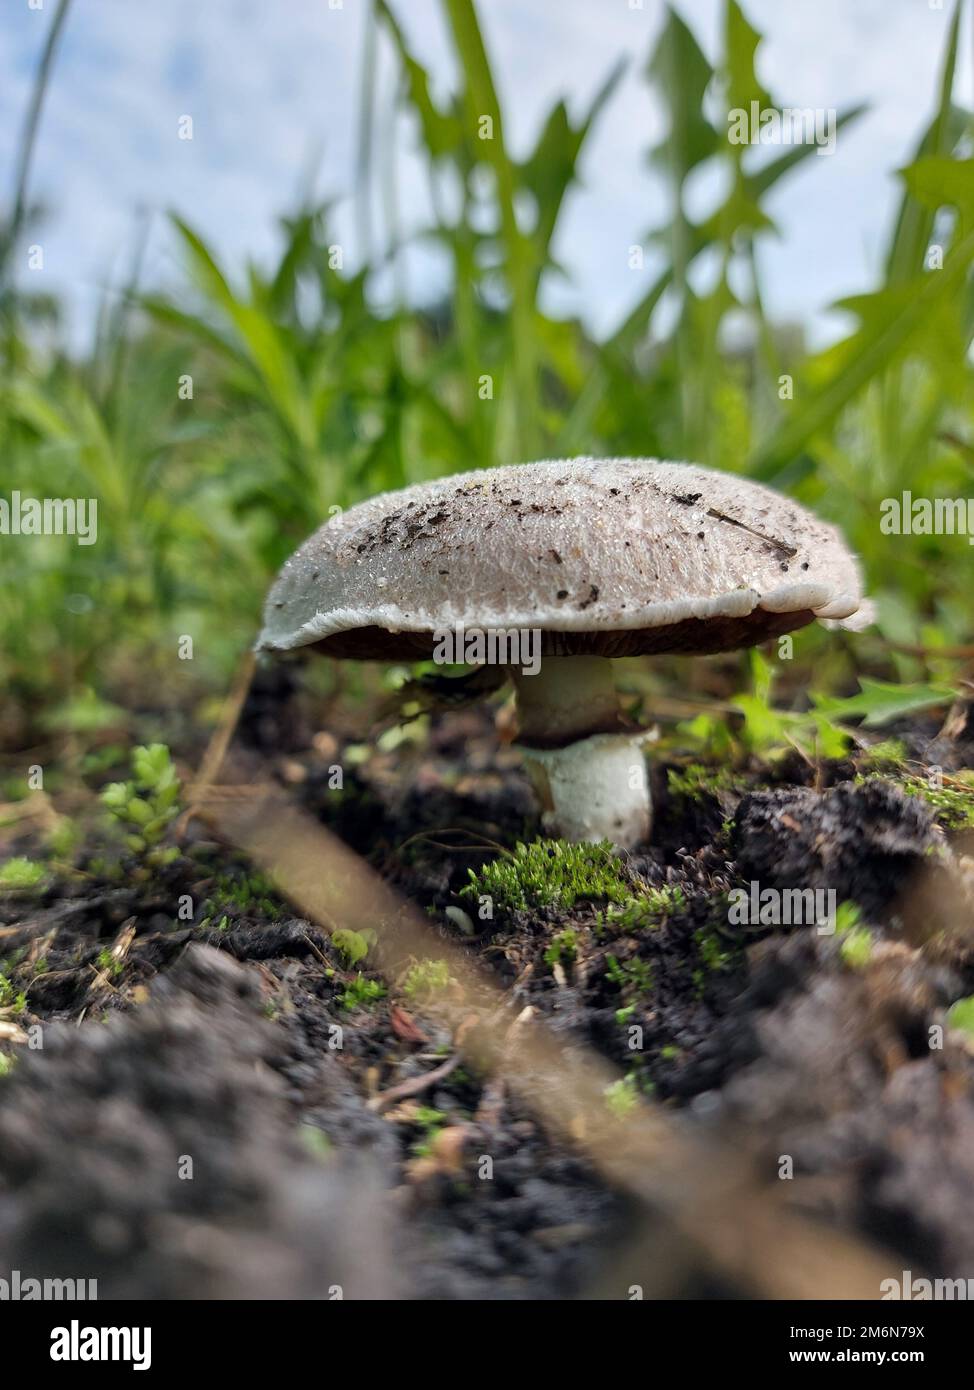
[0,0,965,349]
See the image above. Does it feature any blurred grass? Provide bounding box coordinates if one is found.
[1,0,973,746]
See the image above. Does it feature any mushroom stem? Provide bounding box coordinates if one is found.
[509,657,652,849]
[509,655,623,744]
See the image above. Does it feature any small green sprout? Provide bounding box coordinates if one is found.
[0,1053,15,1078]
[339,974,386,1010]
[95,947,124,979]
[544,928,578,968]
[101,744,181,866]
[411,1106,448,1156]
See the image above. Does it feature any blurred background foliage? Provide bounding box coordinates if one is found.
[1,0,973,753]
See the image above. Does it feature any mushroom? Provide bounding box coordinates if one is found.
[257,458,870,848]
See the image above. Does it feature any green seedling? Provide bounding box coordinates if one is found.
[339,974,386,1010]
[101,744,181,867]
[411,1106,448,1157]
[544,928,578,968]
[95,947,124,979]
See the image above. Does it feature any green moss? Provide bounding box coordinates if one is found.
[856,771,974,831]
[946,996,974,1037]
[461,838,631,913]
[834,900,863,936]
[332,928,372,965]
[839,926,873,970]
[0,974,26,1013]
[205,870,284,920]
[46,818,81,860]
[0,857,45,891]
[694,927,734,974]
[858,738,908,773]
[667,763,740,802]
[604,1074,640,1119]
[606,954,653,995]
[901,776,974,830]
[402,959,451,999]
[597,884,686,935]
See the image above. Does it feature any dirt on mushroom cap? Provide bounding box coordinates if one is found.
[257,458,866,658]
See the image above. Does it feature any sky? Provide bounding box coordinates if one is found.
[0,0,969,350]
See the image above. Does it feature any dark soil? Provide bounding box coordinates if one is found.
[2,672,974,1299]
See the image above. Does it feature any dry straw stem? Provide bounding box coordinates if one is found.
[191,746,902,1300]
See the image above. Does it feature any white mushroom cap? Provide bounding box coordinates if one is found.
[257,458,868,659]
